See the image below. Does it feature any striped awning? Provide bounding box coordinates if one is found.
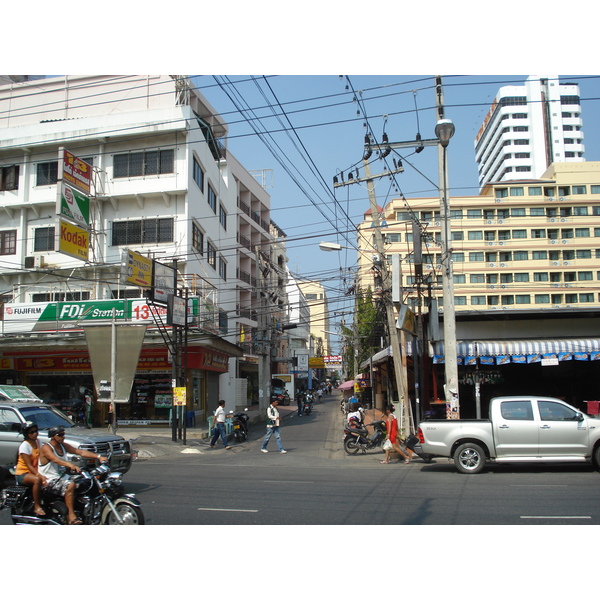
[432,338,600,357]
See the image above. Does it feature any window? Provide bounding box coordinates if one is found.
[501,295,514,305]
[575,228,590,238]
[578,272,593,281]
[470,274,484,283]
[499,251,512,262]
[563,250,575,260]
[207,184,217,212]
[513,140,529,146]
[514,251,528,261]
[0,230,17,255]
[486,274,498,284]
[112,218,174,245]
[36,161,58,186]
[580,293,594,303]
[487,296,499,306]
[566,293,578,303]
[193,157,204,190]
[469,252,484,262]
[514,273,529,282]
[591,185,600,194]
[512,229,527,239]
[471,296,486,305]
[192,222,204,255]
[113,149,174,178]
[0,165,19,191]
[547,229,559,240]
[501,401,533,421]
[34,227,55,251]
[572,186,586,195]
[530,207,544,217]
[532,251,547,260]
[528,186,542,196]
[486,252,497,262]
[516,295,531,304]
[467,209,482,219]
[534,273,549,282]
[561,229,574,239]
[207,241,217,268]
[564,272,576,282]
[560,95,580,105]
[396,211,411,221]
[453,274,466,283]
[386,233,401,243]
[455,296,467,305]
[573,206,588,216]
[576,249,591,259]
[535,294,550,304]
[498,231,511,241]
[451,232,463,241]
[484,231,496,241]
[550,273,562,282]
[497,209,509,219]
[515,153,530,159]
[551,294,563,304]
[452,253,464,262]
[531,229,545,239]
[450,209,463,219]
[538,401,578,421]
[468,231,483,240]
[511,208,526,217]
[495,188,508,198]
[219,204,227,230]
[500,273,513,283]
[516,166,531,172]
[513,126,529,132]
[218,256,227,281]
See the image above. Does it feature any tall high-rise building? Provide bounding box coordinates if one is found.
[475,76,585,189]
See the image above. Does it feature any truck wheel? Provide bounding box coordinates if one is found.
[594,445,600,471]
[454,443,486,474]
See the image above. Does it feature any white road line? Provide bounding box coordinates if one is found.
[520,516,591,520]
[197,508,258,513]
[511,484,567,487]
[261,480,314,484]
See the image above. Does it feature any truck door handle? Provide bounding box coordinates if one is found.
[499,425,509,429]
[540,425,551,429]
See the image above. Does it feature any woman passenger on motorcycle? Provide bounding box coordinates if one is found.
[15,422,47,516]
[381,405,410,464]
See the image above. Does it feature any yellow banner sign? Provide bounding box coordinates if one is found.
[173,387,187,406]
[121,249,153,288]
[57,218,89,261]
[309,357,326,368]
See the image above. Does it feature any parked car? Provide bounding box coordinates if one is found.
[418,395,600,474]
[270,386,290,406]
[0,387,133,474]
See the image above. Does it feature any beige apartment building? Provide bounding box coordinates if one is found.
[357,161,600,417]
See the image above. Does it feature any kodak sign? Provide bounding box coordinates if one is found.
[57,218,89,261]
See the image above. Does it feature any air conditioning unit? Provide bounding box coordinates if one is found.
[487,241,494,246]
[562,240,569,244]
[499,241,505,245]
[552,261,559,266]
[498,219,504,224]
[489,263,496,267]
[550,218,556,222]
[565,283,572,288]
[24,256,43,269]
[551,240,557,244]
[500,263,507,267]
[500,284,507,288]
[486,220,494,224]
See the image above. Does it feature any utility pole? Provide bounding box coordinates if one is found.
[362,160,410,434]
[434,76,460,418]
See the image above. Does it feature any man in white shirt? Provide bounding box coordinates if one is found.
[210,400,232,449]
[260,398,286,454]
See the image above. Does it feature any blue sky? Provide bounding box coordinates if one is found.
[196,74,600,344]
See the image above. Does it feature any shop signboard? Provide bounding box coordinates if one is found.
[57,183,90,228]
[121,249,153,288]
[2,298,199,335]
[61,149,92,195]
[56,218,90,261]
[152,261,175,305]
[173,387,186,406]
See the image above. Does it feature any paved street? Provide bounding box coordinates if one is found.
[3,393,600,526]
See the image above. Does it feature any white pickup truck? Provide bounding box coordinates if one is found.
[417,395,600,474]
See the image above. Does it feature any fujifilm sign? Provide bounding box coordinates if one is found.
[1,299,199,334]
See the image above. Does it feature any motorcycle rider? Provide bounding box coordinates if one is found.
[15,422,47,516]
[39,425,107,525]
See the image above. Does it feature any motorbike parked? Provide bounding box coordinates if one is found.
[0,460,144,525]
[230,408,250,442]
[343,419,387,455]
[303,393,314,415]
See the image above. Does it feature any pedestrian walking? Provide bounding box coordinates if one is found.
[210,400,232,449]
[261,398,287,453]
[380,404,410,464]
[296,392,304,417]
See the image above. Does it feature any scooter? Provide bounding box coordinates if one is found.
[0,460,144,525]
[343,419,387,455]
[230,408,250,442]
[303,393,314,415]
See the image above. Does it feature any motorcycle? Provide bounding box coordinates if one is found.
[0,460,144,525]
[303,393,314,415]
[230,408,249,442]
[343,419,387,455]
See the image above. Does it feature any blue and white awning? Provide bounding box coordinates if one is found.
[432,338,600,357]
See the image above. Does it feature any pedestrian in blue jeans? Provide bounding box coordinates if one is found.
[261,398,286,453]
[210,400,232,449]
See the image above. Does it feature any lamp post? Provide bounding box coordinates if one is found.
[435,117,460,419]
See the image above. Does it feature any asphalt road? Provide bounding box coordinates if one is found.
[3,396,600,526]
[112,397,600,525]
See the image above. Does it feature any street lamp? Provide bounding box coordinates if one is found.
[435,117,460,418]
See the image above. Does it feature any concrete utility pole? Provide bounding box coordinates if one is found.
[434,76,460,418]
[363,160,410,434]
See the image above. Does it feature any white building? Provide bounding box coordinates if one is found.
[0,75,277,424]
[475,76,585,188]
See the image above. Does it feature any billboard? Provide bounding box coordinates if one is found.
[121,249,153,288]
[57,218,89,261]
[57,183,90,228]
[61,149,92,194]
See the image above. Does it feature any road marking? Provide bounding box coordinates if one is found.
[520,516,591,520]
[197,508,258,513]
[511,484,567,487]
[262,480,314,484]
